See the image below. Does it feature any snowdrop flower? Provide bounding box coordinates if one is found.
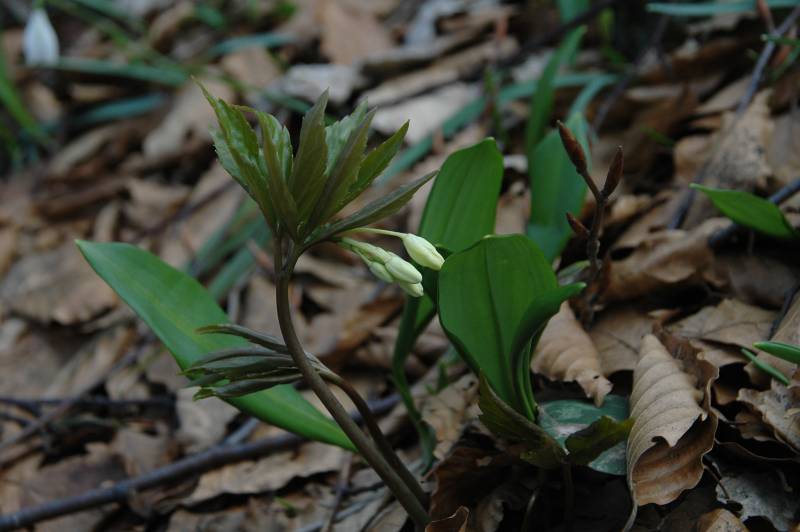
[23,8,59,66]
[398,281,424,298]
[384,254,423,285]
[400,233,444,270]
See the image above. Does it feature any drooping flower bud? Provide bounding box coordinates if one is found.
[557,121,587,175]
[385,254,423,284]
[602,146,624,198]
[23,9,59,66]
[401,234,444,271]
[398,281,424,297]
[367,260,394,283]
[566,212,590,240]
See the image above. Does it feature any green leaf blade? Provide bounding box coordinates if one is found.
[691,184,798,239]
[76,240,352,449]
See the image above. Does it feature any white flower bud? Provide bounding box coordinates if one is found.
[385,254,422,284]
[398,281,424,297]
[23,9,59,66]
[367,260,394,283]
[402,234,444,270]
[355,241,392,264]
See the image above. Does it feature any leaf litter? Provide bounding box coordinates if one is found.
[1,1,800,531]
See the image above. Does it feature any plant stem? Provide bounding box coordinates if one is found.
[273,238,429,527]
[321,371,428,507]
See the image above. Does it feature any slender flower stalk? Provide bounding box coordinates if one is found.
[273,237,429,526]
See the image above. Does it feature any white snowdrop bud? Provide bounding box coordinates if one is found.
[385,254,423,285]
[401,234,444,270]
[23,9,59,66]
[367,260,394,283]
[398,281,424,298]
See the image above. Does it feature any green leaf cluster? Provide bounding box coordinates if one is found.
[201,85,433,247]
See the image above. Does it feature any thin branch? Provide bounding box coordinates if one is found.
[0,396,399,532]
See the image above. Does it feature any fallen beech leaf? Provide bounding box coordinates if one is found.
[737,383,800,453]
[0,226,19,278]
[589,307,658,375]
[317,0,394,65]
[533,302,612,406]
[604,218,725,302]
[696,509,747,532]
[626,334,718,514]
[709,254,798,309]
[421,374,479,459]
[176,387,239,453]
[715,461,800,532]
[426,507,469,532]
[0,241,117,324]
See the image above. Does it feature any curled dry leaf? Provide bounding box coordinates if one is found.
[604,218,726,302]
[696,509,747,532]
[737,383,800,453]
[421,374,480,460]
[533,302,612,406]
[589,307,659,375]
[425,507,469,532]
[626,334,718,513]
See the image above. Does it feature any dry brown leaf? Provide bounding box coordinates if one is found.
[767,111,800,185]
[186,442,345,503]
[0,241,117,325]
[626,334,718,513]
[220,46,281,92]
[123,178,190,230]
[683,91,774,227]
[738,383,800,453]
[710,254,799,309]
[176,387,239,453]
[696,509,747,531]
[533,302,613,406]
[674,135,713,184]
[0,226,18,279]
[604,218,726,302]
[111,426,173,476]
[426,507,469,532]
[421,374,479,459]
[590,307,659,375]
[317,0,394,65]
[669,299,776,351]
[141,78,234,163]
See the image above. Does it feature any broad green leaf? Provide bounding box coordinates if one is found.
[311,170,437,243]
[478,375,566,469]
[438,235,566,418]
[691,185,798,239]
[527,113,591,261]
[76,240,352,449]
[557,0,589,21]
[539,395,630,475]
[754,341,800,365]
[525,27,585,152]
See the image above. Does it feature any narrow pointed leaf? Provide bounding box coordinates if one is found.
[76,240,352,449]
[291,92,329,221]
[198,323,288,353]
[343,121,409,207]
[753,341,800,365]
[691,184,798,239]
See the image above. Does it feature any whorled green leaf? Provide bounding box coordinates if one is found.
[255,111,300,239]
[325,100,369,173]
[527,112,591,261]
[478,375,566,469]
[539,395,630,475]
[754,341,800,365]
[310,170,437,244]
[343,121,409,208]
[691,184,798,239]
[197,323,288,353]
[76,240,352,449]
[438,235,572,418]
[290,92,329,223]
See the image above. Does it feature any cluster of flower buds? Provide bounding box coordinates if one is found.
[339,229,444,297]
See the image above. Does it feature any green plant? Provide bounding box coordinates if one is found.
[691,184,798,239]
[80,88,449,525]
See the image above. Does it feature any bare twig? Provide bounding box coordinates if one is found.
[0,395,400,532]
[557,122,623,324]
[321,454,353,532]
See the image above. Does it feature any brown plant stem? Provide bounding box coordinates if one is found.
[321,372,428,507]
[273,237,429,527]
